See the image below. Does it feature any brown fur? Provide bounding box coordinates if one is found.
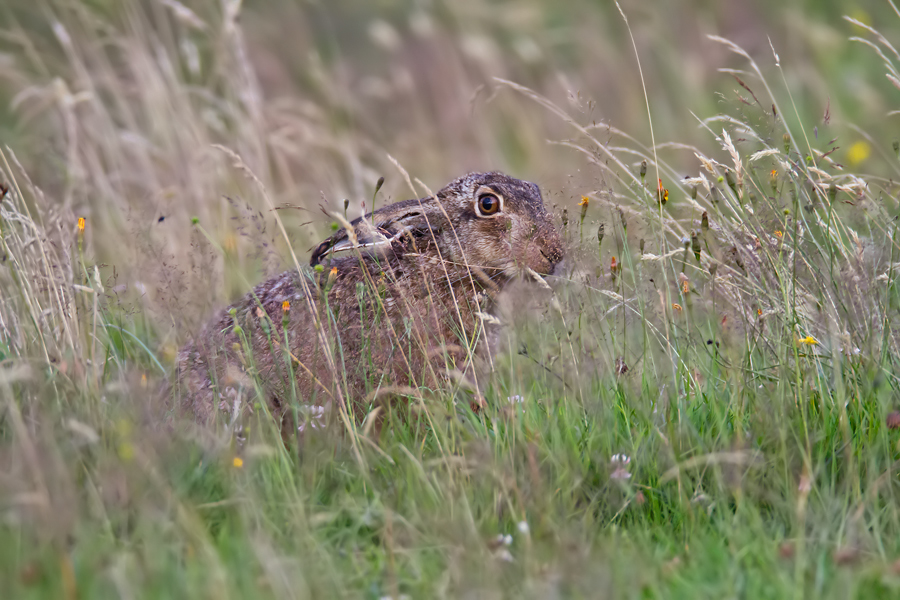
[175,172,563,430]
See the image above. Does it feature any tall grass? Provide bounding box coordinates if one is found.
[2,1,900,597]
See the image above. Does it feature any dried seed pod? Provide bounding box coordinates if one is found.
[691,230,701,262]
[370,176,386,212]
[725,170,736,194]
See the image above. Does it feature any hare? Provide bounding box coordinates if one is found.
[175,171,563,432]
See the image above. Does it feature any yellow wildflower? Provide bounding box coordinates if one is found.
[222,233,237,253]
[579,195,590,222]
[672,303,683,312]
[233,457,244,468]
[847,141,871,167]
[118,442,134,462]
[282,300,290,312]
[798,336,819,346]
[77,217,85,232]
[657,179,668,205]
[325,266,339,291]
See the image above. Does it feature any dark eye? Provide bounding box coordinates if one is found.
[477,193,501,216]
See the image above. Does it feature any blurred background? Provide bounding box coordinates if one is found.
[0,0,897,346]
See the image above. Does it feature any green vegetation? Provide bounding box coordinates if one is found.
[2,1,900,597]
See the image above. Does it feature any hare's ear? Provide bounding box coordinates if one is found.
[310,232,348,267]
[310,203,444,266]
[309,221,389,267]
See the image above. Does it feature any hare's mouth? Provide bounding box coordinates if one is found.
[537,248,563,276]
[539,249,557,270]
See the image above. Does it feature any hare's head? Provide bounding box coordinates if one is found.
[434,172,563,279]
[311,171,563,281]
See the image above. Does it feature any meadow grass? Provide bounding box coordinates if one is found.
[2,1,900,598]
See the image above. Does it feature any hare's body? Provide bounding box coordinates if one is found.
[176,172,563,427]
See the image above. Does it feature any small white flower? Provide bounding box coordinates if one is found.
[517,521,530,535]
[610,454,631,467]
[610,454,632,480]
[506,395,526,414]
[298,404,328,432]
[495,548,514,563]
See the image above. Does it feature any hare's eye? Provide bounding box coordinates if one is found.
[477,193,501,216]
